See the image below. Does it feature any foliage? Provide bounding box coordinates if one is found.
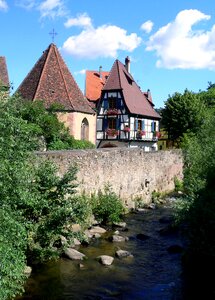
[49,138,95,150]
[179,112,215,272]
[162,89,206,145]
[174,176,183,192]
[91,185,125,224]
[0,91,90,297]
[24,161,79,263]
[0,208,27,300]
[9,96,95,150]
[198,82,215,108]
[182,114,215,195]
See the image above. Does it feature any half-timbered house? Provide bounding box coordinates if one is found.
[95,57,161,150]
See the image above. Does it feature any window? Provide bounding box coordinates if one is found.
[81,118,89,140]
[109,96,117,109]
[135,119,145,131]
[138,120,142,131]
[108,118,116,129]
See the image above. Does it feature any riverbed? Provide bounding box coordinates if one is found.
[18,198,185,300]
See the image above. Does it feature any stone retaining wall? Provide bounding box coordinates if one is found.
[36,148,183,208]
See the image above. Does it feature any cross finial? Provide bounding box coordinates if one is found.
[49,28,57,43]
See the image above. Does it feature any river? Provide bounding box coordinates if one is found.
[17,198,185,300]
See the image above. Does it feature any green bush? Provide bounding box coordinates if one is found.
[0,208,27,300]
[174,176,183,192]
[91,185,125,224]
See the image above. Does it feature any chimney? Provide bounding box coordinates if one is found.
[125,56,130,73]
[99,66,102,79]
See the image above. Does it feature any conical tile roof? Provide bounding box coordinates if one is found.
[16,44,94,114]
[103,59,161,119]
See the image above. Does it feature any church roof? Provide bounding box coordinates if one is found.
[85,69,109,103]
[0,56,9,87]
[16,43,94,114]
[103,59,161,119]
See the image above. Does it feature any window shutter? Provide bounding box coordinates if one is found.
[141,120,145,130]
[135,119,138,131]
[117,99,122,110]
[103,99,108,110]
[116,117,121,129]
[151,121,156,132]
[103,118,108,130]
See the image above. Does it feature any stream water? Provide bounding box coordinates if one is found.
[18,199,185,300]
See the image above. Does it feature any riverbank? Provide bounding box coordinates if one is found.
[17,197,186,300]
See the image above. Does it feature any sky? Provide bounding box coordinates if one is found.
[1,0,215,108]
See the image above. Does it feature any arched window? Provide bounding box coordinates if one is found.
[81,118,89,140]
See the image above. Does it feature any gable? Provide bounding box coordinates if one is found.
[103,59,161,119]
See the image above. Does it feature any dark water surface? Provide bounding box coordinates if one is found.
[18,201,185,300]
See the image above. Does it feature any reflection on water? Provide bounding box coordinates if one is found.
[18,203,184,300]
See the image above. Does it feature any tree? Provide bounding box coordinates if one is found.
[0,91,87,298]
[9,96,95,150]
[162,89,206,145]
[198,82,215,108]
[180,114,215,298]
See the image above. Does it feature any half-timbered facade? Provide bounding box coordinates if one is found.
[96,57,161,150]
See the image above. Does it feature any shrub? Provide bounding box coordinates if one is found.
[91,185,125,224]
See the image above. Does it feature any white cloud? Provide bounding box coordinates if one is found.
[74,69,86,75]
[64,13,92,29]
[0,0,8,11]
[61,21,142,59]
[38,0,66,18]
[146,9,215,70]
[140,20,153,33]
[16,0,66,18]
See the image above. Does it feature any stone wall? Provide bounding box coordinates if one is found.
[36,148,183,208]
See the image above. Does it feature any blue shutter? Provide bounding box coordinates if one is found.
[117,99,122,110]
[151,121,156,132]
[135,119,138,131]
[116,117,121,129]
[141,120,145,130]
[103,118,108,130]
[103,99,108,110]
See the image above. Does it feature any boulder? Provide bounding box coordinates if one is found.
[64,248,86,260]
[97,255,114,266]
[110,235,129,242]
[88,226,106,234]
[115,249,133,259]
[24,266,32,276]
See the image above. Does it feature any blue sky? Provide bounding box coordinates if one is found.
[1,0,215,108]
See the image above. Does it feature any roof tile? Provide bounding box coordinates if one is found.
[85,70,109,102]
[16,44,94,114]
[103,60,161,119]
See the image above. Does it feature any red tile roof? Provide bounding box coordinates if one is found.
[16,44,94,114]
[85,70,109,102]
[103,60,161,119]
[0,56,9,87]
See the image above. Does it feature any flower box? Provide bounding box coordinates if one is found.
[106,128,119,137]
[106,108,119,115]
[123,126,130,133]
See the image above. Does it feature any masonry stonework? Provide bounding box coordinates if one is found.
[36,148,183,208]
